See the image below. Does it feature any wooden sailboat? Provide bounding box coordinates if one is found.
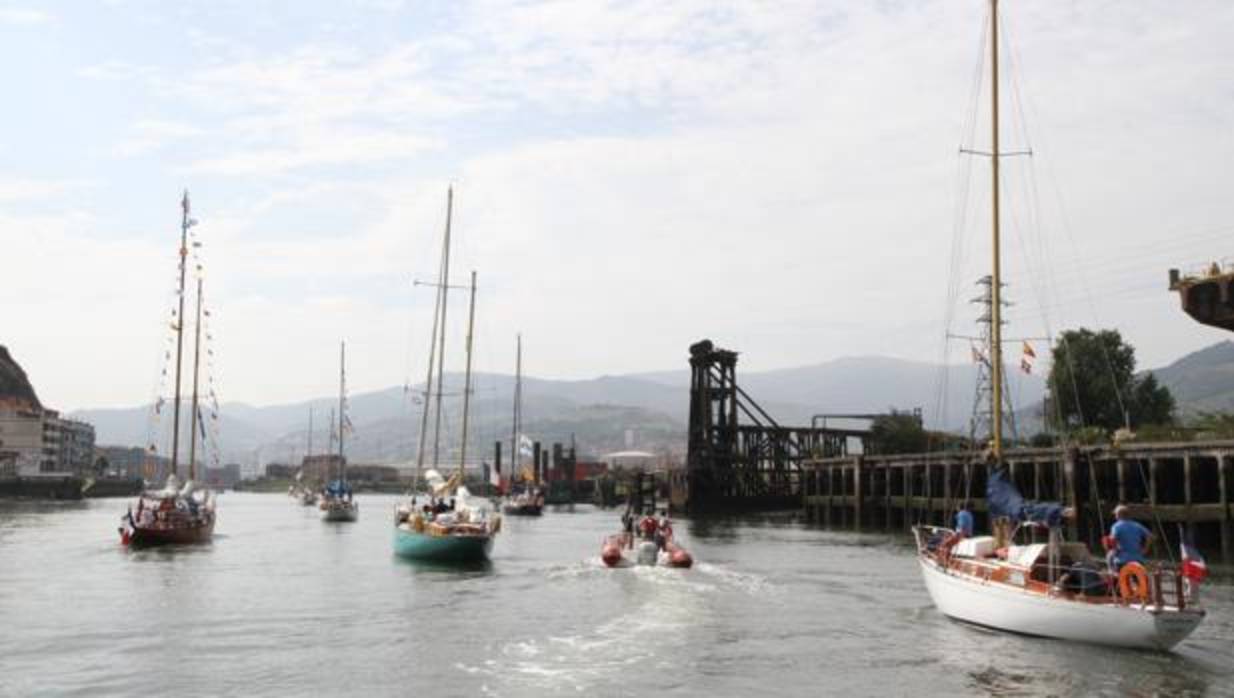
[394,189,501,561]
[502,334,544,516]
[120,192,216,546]
[320,342,359,522]
[911,0,1204,650]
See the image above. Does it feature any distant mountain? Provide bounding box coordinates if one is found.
[69,354,1047,469]
[1151,340,1234,416]
[632,355,1046,430]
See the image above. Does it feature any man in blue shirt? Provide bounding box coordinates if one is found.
[955,502,974,538]
[1109,504,1152,569]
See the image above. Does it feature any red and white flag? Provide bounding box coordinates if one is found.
[1179,525,1208,583]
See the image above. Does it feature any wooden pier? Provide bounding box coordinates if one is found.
[802,440,1234,564]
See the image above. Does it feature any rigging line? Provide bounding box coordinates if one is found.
[1131,456,1178,565]
[1002,22,1133,431]
[933,3,991,442]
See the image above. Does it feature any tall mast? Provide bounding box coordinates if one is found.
[307,407,313,459]
[338,341,346,484]
[512,334,522,479]
[170,191,191,479]
[188,276,204,482]
[989,0,1004,460]
[414,224,447,480]
[431,187,454,467]
[458,271,477,478]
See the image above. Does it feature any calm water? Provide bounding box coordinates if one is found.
[2,494,1232,697]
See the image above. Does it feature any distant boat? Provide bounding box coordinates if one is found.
[911,0,1204,651]
[394,189,500,561]
[320,342,358,523]
[501,334,544,517]
[120,192,216,547]
[291,408,319,506]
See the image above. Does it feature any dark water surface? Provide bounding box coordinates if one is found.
[2,494,1232,697]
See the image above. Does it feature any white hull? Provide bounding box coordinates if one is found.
[918,555,1203,650]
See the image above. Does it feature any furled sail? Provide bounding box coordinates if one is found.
[986,467,1067,527]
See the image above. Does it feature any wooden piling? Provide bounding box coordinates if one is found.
[1220,454,1231,564]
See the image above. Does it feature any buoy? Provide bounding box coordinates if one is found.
[601,538,623,567]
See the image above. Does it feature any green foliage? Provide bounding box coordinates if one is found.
[1027,432,1057,448]
[1191,412,1234,439]
[1131,423,1195,443]
[869,411,929,455]
[1048,328,1175,432]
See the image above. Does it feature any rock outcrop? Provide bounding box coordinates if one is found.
[0,345,42,410]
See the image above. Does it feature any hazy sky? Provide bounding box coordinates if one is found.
[3,0,1233,411]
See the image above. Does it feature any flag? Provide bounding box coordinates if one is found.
[343,414,355,435]
[1179,525,1208,583]
[518,434,533,456]
[488,461,500,486]
[1020,341,1036,374]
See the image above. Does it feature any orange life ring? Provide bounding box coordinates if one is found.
[1118,562,1151,603]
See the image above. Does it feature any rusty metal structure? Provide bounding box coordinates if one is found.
[685,339,866,513]
[1171,264,1234,332]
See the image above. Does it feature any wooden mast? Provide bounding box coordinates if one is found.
[414,192,449,481]
[170,191,191,479]
[989,0,1004,459]
[431,186,453,467]
[458,271,477,478]
[188,276,204,482]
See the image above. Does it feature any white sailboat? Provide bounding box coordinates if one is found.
[911,0,1205,651]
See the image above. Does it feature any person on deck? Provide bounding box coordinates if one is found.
[939,501,974,563]
[954,502,974,538]
[655,511,673,551]
[639,514,658,541]
[1109,504,1153,570]
[621,508,635,549]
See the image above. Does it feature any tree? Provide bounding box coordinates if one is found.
[1047,328,1175,432]
[869,411,929,455]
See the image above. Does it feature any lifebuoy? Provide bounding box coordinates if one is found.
[1118,562,1151,603]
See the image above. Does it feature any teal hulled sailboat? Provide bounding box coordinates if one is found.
[393,188,500,562]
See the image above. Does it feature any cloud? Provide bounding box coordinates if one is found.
[185,131,442,175]
[0,177,88,202]
[11,0,1234,411]
[0,7,50,24]
[112,119,206,157]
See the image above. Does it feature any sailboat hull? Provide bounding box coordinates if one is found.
[321,502,358,522]
[918,554,1204,650]
[123,516,215,546]
[393,525,493,562]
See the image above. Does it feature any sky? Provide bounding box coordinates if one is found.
[3,0,1234,411]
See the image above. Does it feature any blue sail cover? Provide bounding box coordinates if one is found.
[325,480,352,497]
[986,467,1066,528]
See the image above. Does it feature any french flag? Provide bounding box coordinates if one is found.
[1179,525,1208,583]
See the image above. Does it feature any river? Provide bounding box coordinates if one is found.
[1,494,1231,697]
